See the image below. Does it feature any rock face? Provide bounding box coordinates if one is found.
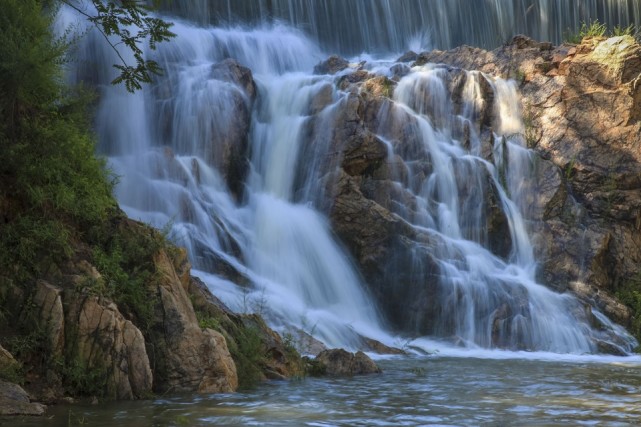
[209,59,257,199]
[281,34,641,346]
[147,249,237,394]
[314,349,381,376]
[413,34,641,326]
[154,58,256,201]
[0,380,46,416]
[65,294,153,400]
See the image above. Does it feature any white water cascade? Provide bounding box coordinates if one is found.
[60,3,637,355]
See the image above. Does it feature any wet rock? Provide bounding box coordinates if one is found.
[360,338,406,355]
[361,76,396,98]
[409,34,641,330]
[314,349,381,376]
[396,50,418,63]
[208,59,257,200]
[314,55,349,74]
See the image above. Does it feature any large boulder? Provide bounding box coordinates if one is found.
[208,59,257,200]
[147,249,238,394]
[0,380,46,416]
[64,294,153,400]
[314,349,381,376]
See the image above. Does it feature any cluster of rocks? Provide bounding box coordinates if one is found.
[6,29,641,417]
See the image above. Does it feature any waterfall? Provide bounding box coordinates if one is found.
[159,0,641,54]
[60,2,637,355]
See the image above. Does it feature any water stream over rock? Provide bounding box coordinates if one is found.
[60,1,638,357]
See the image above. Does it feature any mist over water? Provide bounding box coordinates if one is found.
[60,1,638,356]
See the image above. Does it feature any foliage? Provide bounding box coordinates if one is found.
[564,20,636,44]
[228,324,265,389]
[616,276,641,347]
[0,359,24,384]
[613,24,636,37]
[0,0,116,281]
[61,357,109,397]
[60,0,175,92]
[90,220,167,333]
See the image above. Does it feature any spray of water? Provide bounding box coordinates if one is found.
[59,3,636,355]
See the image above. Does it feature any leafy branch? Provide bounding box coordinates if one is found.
[60,0,175,92]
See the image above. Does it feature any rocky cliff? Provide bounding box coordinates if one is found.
[410,34,641,331]
[0,213,303,414]
[309,34,641,344]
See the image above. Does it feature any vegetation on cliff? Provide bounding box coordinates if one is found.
[0,0,302,405]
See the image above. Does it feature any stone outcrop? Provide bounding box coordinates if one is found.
[63,294,153,400]
[288,34,641,345]
[410,34,641,325]
[209,59,257,199]
[187,276,304,384]
[314,349,381,376]
[149,249,237,393]
[0,381,46,416]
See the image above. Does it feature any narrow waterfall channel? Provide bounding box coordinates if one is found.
[60,1,639,356]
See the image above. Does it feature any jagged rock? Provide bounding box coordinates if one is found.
[0,380,46,416]
[207,58,257,200]
[31,281,64,358]
[187,276,304,381]
[314,349,381,376]
[65,294,153,400]
[314,55,349,74]
[396,50,418,63]
[149,250,238,394]
[406,35,641,327]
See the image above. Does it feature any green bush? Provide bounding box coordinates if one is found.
[564,20,635,44]
[0,0,115,281]
[616,277,641,348]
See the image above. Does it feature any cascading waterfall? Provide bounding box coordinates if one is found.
[60,2,637,355]
[159,0,641,53]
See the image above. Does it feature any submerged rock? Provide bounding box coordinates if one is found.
[314,349,381,376]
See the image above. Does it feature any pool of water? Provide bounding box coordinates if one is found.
[6,353,641,426]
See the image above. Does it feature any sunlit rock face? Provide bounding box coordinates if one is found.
[60,1,640,356]
[414,34,641,331]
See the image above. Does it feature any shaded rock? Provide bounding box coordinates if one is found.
[314,55,349,74]
[148,250,238,394]
[0,380,46,416]
[396,50,418,63]
[186,276,304,384]
[314,349,381,376]
[65,294,153,400]
[208,59,257,200]
[31,281,64,357]
[211,58,257,100]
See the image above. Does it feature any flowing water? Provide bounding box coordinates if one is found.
[160,0,641,53]
[49,1,641,424]
[9,354,641,426]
